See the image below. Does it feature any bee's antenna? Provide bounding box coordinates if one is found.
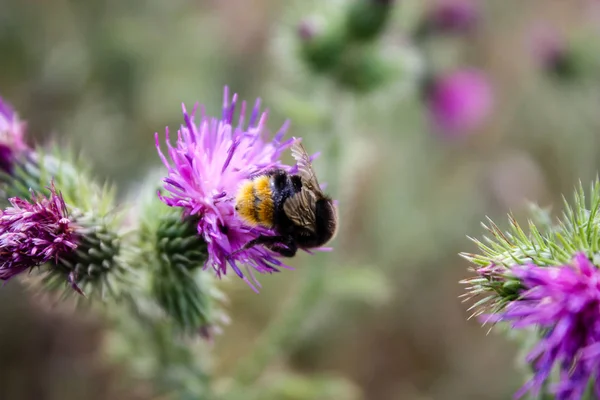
[214,196,235,204]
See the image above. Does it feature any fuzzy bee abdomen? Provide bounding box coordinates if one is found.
[234,175,275,228]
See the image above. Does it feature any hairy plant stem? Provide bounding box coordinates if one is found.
[227,262,326,397]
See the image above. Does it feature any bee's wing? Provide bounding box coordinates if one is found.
[283,187,318,233]
[290,138,322,194]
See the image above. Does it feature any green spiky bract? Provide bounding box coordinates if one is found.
[43,210,129,300]
[461,178,600,318]
[151,210,213,335]
[1,146,129,301]
[134,177,226,336]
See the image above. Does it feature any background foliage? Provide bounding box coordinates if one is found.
[1,0,600,399]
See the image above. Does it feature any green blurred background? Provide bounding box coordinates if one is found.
[1,0,600,399]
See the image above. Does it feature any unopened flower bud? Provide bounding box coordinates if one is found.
[345,0,395,41]
[298,18,346,73]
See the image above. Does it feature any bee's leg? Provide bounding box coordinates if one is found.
[232,235,297,258]
[263,237,297,258]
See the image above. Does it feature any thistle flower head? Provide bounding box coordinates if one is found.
[461,180,600,399]
[0,184,77,281]
[425,69,493,138]
[530,25,566,67]
[528,24,579,80]
[0,97,28,174]
[486,253,600,399]
[156,87,298,290]
[0,96,127,299]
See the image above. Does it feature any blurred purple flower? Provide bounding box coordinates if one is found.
[530,25,566,67]
[156,87,298,291]
[485,253,600,399]
[425,0,479,34]
[528,24,577,79]
[426,69,493,137]
[298,18,319,41]
[0,97,28,174]
[0,184,78,283]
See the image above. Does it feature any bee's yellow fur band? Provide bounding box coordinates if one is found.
[235,175,274,227]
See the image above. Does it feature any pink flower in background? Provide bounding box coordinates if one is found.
[426,69,493,137]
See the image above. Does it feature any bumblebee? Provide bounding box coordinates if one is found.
[234,139,338,257]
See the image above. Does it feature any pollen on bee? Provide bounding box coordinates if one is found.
[234,176,275,228]
[254,176,274,226]
[235,180,257,225]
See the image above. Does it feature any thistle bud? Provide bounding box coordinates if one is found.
[134,176,226,337]
[151,211,217,336]
[333,45,399,93]
[345,0,395,42]
[298,17,346,74]
[43,210,126,298]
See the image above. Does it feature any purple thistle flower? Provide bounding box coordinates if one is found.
[0,184,78,283]
[417,0,479,37]
[430,0,478,33]
[425,69,493,138]
[528,24,578,80]
[156,87,301,291]
[530,25,567,69]
[297,18,319,42]
[485,253,600,399]
[0,97,28,174]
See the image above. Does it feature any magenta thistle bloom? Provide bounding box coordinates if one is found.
[486,253,600,399]
[0,184,78,283]
[0,97,28,174]
[427,0,479,34]
[425,69,493,138]
[156,87,300,290]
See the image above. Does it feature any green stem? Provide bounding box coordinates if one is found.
[228,263,326,394]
